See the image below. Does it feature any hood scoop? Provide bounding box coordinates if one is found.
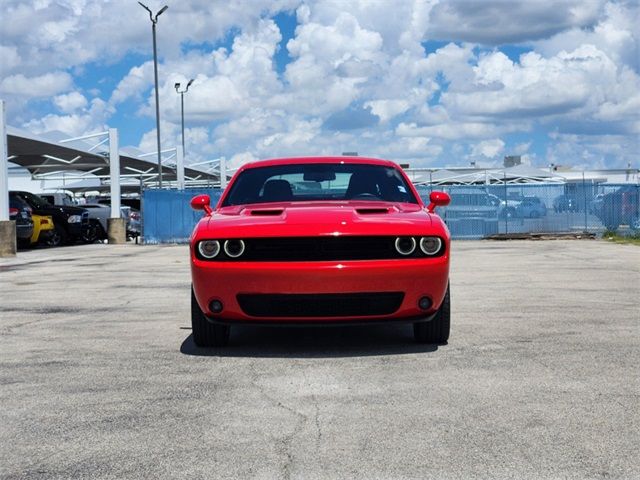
[355,207,392,215]
[248,208,284,216]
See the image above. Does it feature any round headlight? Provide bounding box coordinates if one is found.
[224,239,245,258]
[394,237,416,256]
[420,236,442,255]
[198,240,220,259]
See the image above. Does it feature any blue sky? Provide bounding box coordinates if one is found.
[1,0,638,171]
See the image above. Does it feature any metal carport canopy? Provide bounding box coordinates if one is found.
[6,126,219,185]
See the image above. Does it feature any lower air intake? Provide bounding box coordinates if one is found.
[237,292,404,317]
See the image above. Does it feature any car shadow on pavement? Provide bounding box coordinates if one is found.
[180,323,440,358]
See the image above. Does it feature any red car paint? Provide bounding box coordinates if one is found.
[190,156,451,324]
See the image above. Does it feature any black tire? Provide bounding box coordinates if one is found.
[191,287,230,347]
[82,223,100,243]
[46,224,68,247]
[414,284,450,344]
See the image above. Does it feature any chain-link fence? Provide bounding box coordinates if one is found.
[142,188,222,244]
[142,182,639,243]
[417,182,640,239]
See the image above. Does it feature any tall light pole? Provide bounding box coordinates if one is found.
[139,2,168,188]
[175,79,194,160]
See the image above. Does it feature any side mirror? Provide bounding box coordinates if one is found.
[426,191,451,213]
[190,194,213,215]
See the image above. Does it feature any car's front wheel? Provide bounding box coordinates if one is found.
[82,222,100,243]
[191,287,230,347]
[414,284,450,344]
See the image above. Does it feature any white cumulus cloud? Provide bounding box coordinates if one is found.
[0,72,73,98]
[1,0,638,170]
[53,91,88,113]
[471,138,506,158]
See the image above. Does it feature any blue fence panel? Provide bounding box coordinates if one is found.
[142,188,222,244]
[142,183,638,243]
[417,183,639,239]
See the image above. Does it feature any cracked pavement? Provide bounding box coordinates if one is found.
[1,240,639,479]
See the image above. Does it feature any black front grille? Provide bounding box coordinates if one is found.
[235,237,408,261]
[237,292,404,317]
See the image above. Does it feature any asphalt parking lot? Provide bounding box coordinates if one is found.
[1,240,638,479]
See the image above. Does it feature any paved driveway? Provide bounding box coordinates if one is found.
[1,240,638,479]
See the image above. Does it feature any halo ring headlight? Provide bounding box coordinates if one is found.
[198,240,220,259]
[395,237,416,256]
[224,239,245,258]
[420,237,442,255]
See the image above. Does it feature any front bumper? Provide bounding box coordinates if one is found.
[191,255,449,323]
[67,212,91,239]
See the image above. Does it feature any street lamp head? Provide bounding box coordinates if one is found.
[186,79,195,91]
[156,5,169,18]
[175,82,181,91]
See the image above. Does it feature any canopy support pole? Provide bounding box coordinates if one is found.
[107,128,126,244]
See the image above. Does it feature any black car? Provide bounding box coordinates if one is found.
[553,194,579,213]
[9,195,34,248]
[596,186,640,231]
[438,189,500,238]
[10,191,92,246]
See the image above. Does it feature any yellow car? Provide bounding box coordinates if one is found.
[30,214,55,245]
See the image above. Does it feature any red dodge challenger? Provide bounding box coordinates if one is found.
[189,156,451,347]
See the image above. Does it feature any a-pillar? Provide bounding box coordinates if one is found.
[220,156,227,189]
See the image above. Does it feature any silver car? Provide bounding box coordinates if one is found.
[81,204,133,241]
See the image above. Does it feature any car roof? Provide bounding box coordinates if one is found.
[239,156,399,171]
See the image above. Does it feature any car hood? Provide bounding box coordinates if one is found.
[197,201,438,238]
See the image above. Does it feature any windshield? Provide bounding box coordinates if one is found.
[16,191,51,209]
[222,163,418,207]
